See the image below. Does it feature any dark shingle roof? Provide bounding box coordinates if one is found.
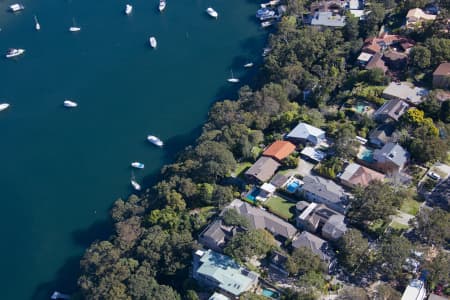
[245,157,280,182]
[292,231,330,261]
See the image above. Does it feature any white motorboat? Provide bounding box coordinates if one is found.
[262,47,271,57]
[69,26,81,32]
[0,103,10,112]
[5,48,25,58]
[63,100,78,108]
[149,36,157,48]
[206,7,218,18]
[34,15,41,30]
[158,0,166,12]
[125,4,133,15]
[51,291,70,300]
[227,70,239,83]
[261,21,273,28]
[147,135,163,147]
[131,162,145,169]
[244,62,254,68]
[9,3,24,12]
[131,179,141,191]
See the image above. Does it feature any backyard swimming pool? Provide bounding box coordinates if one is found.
[286,181,300,193]
[360,148,374,163]
[262,288,280,298]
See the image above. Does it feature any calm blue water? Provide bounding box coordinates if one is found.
[0,0,266,298]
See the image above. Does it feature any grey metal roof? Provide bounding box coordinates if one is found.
[374,98,409,121]
[322,214,347,240]
[270,173,289,188]
[302,176,347,205]
[373,142,408,167]
[228,199,297,239]
[245,157,280,182]
[286,122,325,142]
[383,82,428,105]
[292,231,330,261]
[201,220,226,244]
[369,123,396,146]
[310,11,346,27]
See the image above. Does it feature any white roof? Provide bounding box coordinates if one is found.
[383,82,428,105]
[299,202,318,220]
[349,0,359,9]
[358,52,373,62]
[401,279,426,300]
[301,146,326,162]
[350,9,365,18]
[209,292,230,300]
[260,183,276,193]
[287,122,325,140]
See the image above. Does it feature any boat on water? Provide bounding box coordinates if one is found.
[262,47,272,57]
[149,36,157,48]
[125,4,133,15]
[69,18,81,32]
[260,0,280,8]
[5,48,25,58]
[147,135,163,147]
[256,8,275,20]
[206,7,218,18]
[63,100,78,108]
[261,21,274,28]
[34,15,41,30]
[9,3,24,12]
[131,179,141,191]
[0,103,10,112]
[158,0,166,12]
[227,70,239,83]
[244,62,254,68]
[131,162,145,169]
[51,291,70,300]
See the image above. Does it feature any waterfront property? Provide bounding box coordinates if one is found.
[310,11,346,27]
[262,140,296,162]
[245,157,281,183]
[193,249,259,297]
[198,220,240,253]
[228,199,298,241]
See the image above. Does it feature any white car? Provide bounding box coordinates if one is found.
[427,171,441,180]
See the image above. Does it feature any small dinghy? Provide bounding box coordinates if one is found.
[131,162,145,169]
[63,100,78,108]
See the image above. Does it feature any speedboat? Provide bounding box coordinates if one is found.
[262,47,271,57]
[261,21,273,28]
[244,62,254,68]
[131,162,145,169]
[5,48,25,58]
[131,179,141,191]
[147,135,163,147]
[51,291,70,300]
[256,8,275,19]
[125,4,133,15]
[9,3,24,12]
[69,26,81,32]
[34,15,41,30]
[0,103,10,112]
[149,37,157,48]
[158,0,166,12]
[227,70,239,83]
[206,7,218,18]
[63,100,78,108]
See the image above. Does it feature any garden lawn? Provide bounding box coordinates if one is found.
[400,198,421,216]
[389,221,409,231]
[234,162,252,178]
[264,195,296,220]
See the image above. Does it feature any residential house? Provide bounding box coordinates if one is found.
[373,98,409,122]
[209,293,230,300]
[296,202,347,240]
[310,0,345,14]
[300,175,348,214]
[292,231,332,267]
[401,279,426,300]
[362,34,412,55]
[383,50,408,70]
[258,183,277,200]
[406,8,436,29]
[428,178,450,211]
[428,294,448,300]
[382,81,428,105]
[193,249,259,298]
[245,156,280,183]
[262,140,296,162]
[365,53,388,73]
[228,199,298,241]
[369,123,396,148]
[433,62,450,89]
[310,11,346,27]
[198,220,240,252]
[300,146,326,163]
[270,173,290,188]
[357,52,373,66]
[373,142,409,174]
[286,122,326,146]
[339,163,385,189]
[269,251,290,276]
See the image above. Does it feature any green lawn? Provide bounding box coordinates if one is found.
[389,221,409,231]
[264,195,296,220]
[234,162,252,177]
[400,198,421,216]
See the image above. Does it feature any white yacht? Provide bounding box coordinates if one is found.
[261,21,273,28]
[206,7,218,18]
[69,26,81,32]
[0,103,10,112]
[5,48,25,58]
[227,70,239,83]
[63,100,78,108]
[149,36,157,48]
[34,15,41,30]
[244,62,254,68]
[51,291,70,300]
[131,179,141,191]
[9,3,24,12]
[158,0,166,12]
[131,162,145,169]
[147,135,163,147]
[125,4,133,15]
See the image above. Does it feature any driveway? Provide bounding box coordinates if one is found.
[284,158,315,178]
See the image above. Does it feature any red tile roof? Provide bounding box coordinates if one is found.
[262,141,296,161]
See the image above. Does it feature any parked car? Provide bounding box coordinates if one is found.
[427,172,441,180]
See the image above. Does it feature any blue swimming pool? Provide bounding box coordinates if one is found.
[356,104,365,113]
[246,188,260,203]
[360,149,374,163]
[262,288,279,298]
[286,181,300,193]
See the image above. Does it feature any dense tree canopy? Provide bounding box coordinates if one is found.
[224,229,276,263]
[412,208,450,246]
[336,229,369,272]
